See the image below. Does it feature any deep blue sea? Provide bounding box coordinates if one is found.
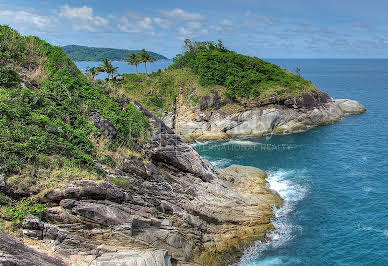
[192,59,388,265]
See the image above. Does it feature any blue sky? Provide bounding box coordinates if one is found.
[1,0,388,58]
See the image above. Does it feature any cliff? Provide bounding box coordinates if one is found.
[0,26,281,265]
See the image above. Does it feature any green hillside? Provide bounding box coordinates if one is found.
[62,45,168,61]
[0,26,149,196]
[111,40,320,116]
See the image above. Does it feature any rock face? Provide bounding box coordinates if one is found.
[164,96,366,140]
[0,231,67,266]
[4,98,282,266]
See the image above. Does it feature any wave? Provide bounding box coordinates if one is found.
[190,140,211,148]
[221,139,261,146]
[210,158,233,168]
[238,169,309,265]
[357,225,388,237]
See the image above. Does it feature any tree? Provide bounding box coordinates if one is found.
[126,53,141,73]
[99,58,118,80]
[85,66,99,80]
[295,67,301,76]
[140,49,156,75]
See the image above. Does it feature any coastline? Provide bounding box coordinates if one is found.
[165,98,366,142]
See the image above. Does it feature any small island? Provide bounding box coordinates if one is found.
[62,44,168,61]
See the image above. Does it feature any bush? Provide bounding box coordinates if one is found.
[0,67,20,88]
[0,198,47,223]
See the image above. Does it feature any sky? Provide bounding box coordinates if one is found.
[1,0,388,58]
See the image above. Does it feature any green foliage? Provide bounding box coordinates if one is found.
[98,58,118,79]
[0,67,20,88]
[62,45,167,61]
[125,53,142,73]
[0,193,11,205]
[110,176,133,190]
[140,49,157,74]
[172,40,314,101]
[0,26,149,176]
[0,198,47,223]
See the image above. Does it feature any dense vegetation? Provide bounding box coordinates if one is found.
[62,45,167,61]
[0,26,149,198]
[171,40,316,101]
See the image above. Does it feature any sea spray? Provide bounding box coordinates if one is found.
[238,169,309,265]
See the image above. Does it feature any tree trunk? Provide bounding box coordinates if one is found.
[145,62,148,74]
[136,64,138,74]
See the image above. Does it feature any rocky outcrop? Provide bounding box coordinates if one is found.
[3,98,282,266]
[165,96,366,141]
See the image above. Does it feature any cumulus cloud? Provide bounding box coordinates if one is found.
[211,19,234,32]
[155,8,204,29]
[177,21,208,39]
[0,5,57,32]
[59,5,109,32]
[117,13,154,34]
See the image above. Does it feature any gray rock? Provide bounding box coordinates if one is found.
[172,98,366,140]
[0,231,66,266]
[89,110,117,139]
[90,250,172,266]
[72,202,130,226]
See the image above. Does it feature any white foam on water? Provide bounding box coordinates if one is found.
[211,158,233,168]
[358,225,388,238]
[238,169,308,266]
[190,140,211,148]
[224,140,260,146]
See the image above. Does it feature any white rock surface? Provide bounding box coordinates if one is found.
[165,99,366,140]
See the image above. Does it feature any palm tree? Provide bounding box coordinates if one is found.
[99,58,118,80]
[140,49,156,75]
[126,53,141,73]
[85,66,99,79]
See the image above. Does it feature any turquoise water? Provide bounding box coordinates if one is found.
[193,59,388,265]
[75,60,173,79]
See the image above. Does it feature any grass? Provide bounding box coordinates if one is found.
[109,176,133,190]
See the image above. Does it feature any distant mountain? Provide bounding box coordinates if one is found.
[62,45,168,61]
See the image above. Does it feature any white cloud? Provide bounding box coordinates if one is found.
[118,15,154,34]
[154,8,204,29]
[211,19,234,32]
[0,5,57,32]
[177,21,208,39]
[59,5,109,32]
[154,8,207,39]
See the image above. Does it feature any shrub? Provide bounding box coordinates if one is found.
[0,67,20,88]
[0,198,47,223]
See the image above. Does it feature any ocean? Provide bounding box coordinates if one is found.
[193,59,388,265]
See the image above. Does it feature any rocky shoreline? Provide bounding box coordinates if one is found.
[1,99,282,266]
[162,92,366,141]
